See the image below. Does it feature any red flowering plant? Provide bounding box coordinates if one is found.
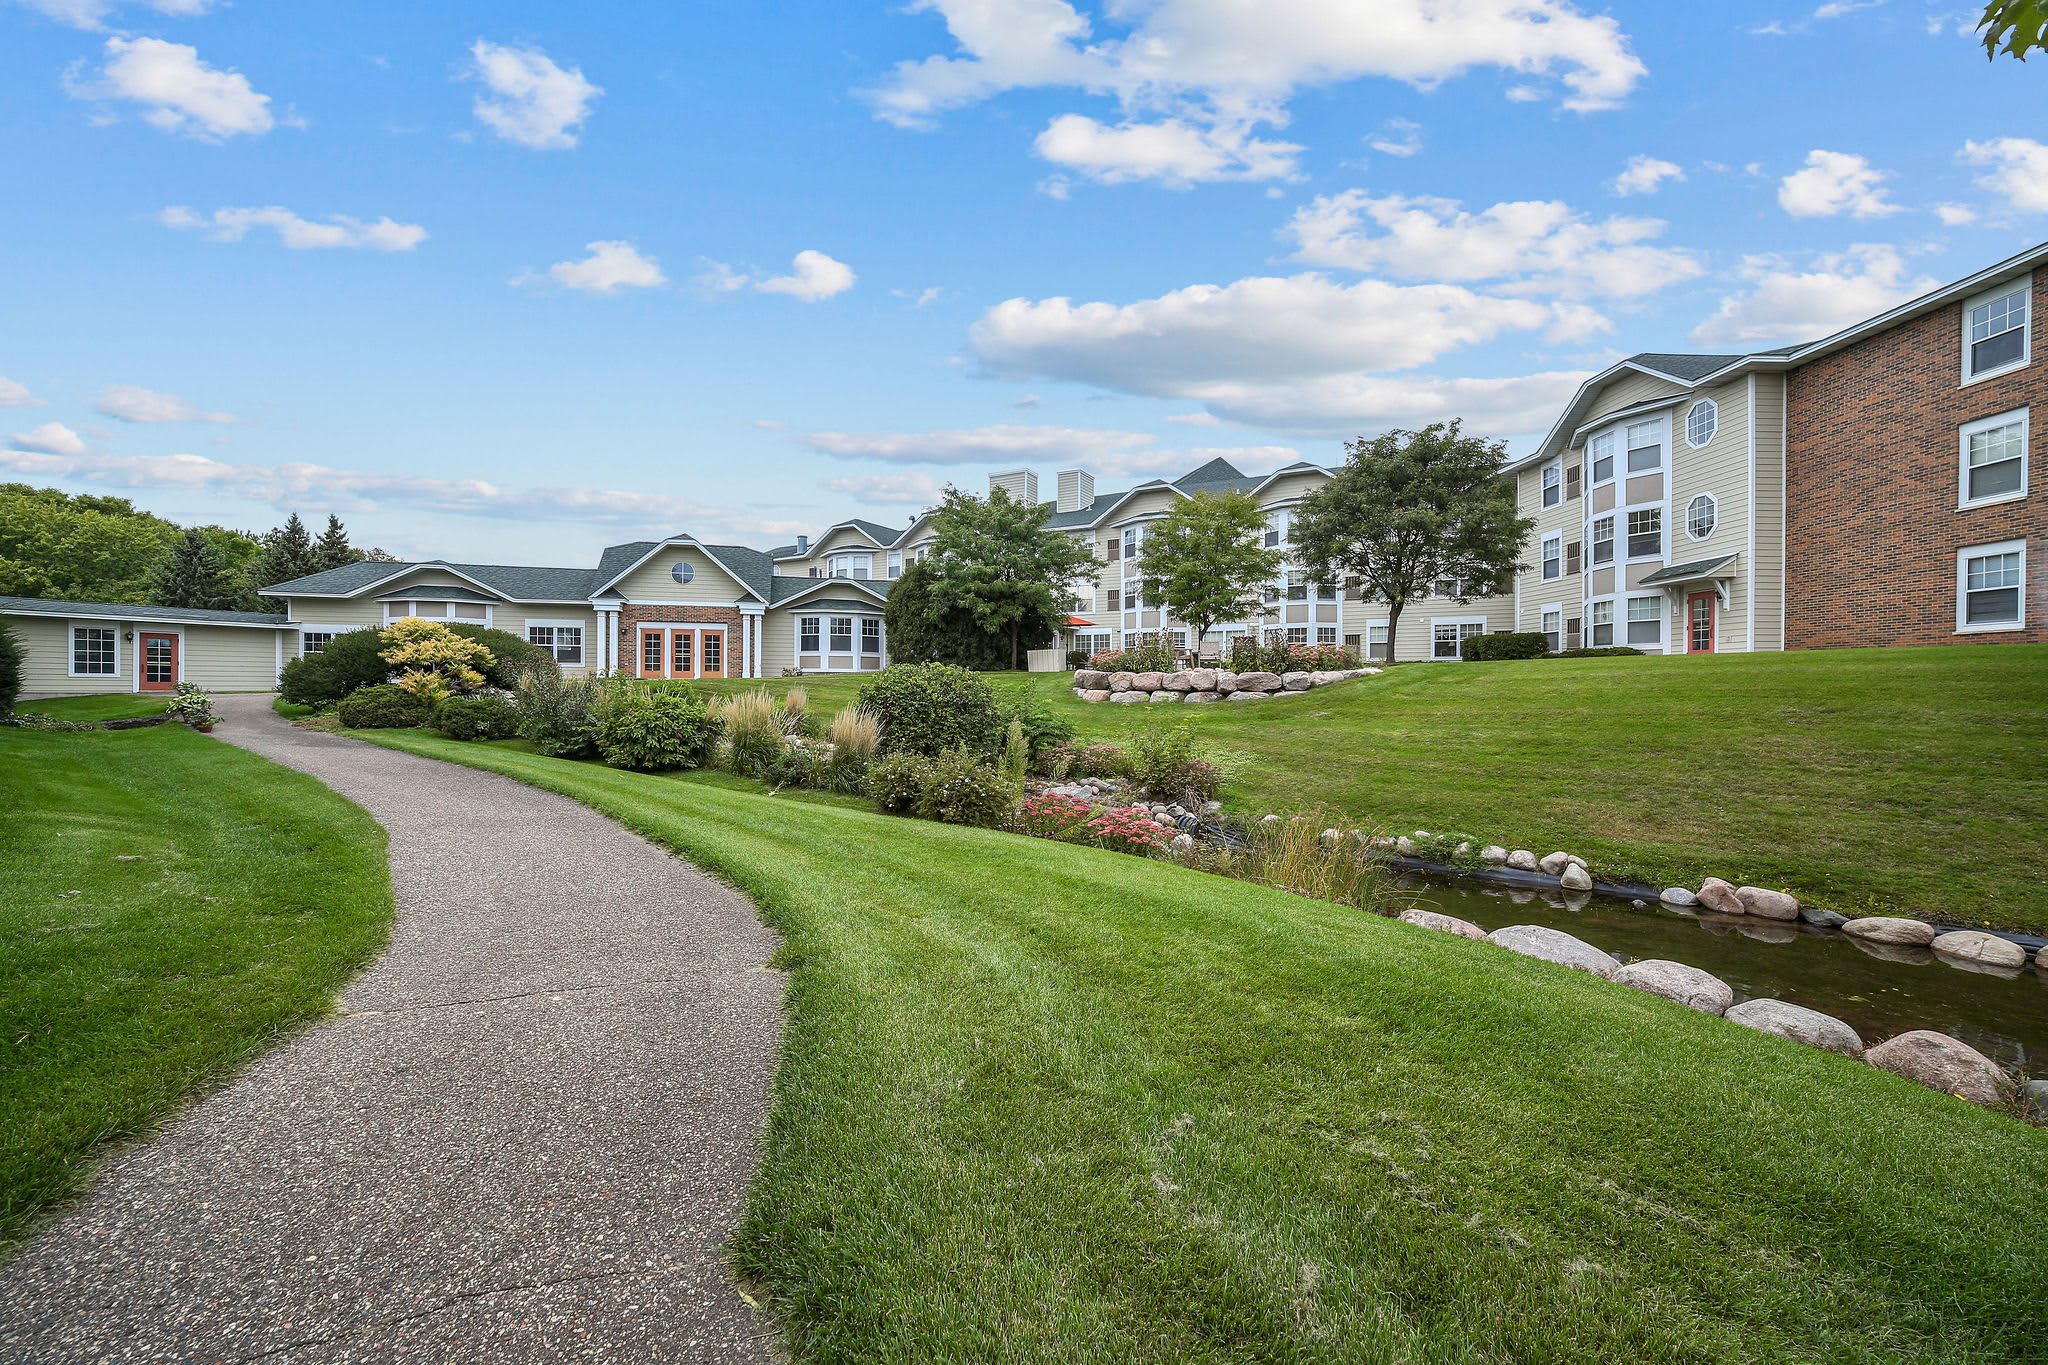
[1012,791,1094,841]
[1083,805,1172,856]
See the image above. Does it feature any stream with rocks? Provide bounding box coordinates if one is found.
[1395,875,2048,1078]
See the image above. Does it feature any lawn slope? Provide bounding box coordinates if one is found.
[0,719,393,1247]
[706,644,2048,931]
[365,728,2048,1365]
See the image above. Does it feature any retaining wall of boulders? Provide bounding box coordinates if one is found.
[1072,665,1379,703]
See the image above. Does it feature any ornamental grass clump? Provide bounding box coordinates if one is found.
[717,688,788,778]
[1170,811,1396,914]
[778,685,816,738]
[824,706,881,793]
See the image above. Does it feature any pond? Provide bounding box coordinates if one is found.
[1398,876,2048,1078]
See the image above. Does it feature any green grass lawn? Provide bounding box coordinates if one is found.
[0,721,394,1249]
[15,694,169,722]
[362,726,2048,1364]
[701,644,2048,932]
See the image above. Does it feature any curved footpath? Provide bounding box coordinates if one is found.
[0,695,785,1362]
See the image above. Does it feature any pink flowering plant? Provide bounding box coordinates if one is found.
[1083,805,1171,856]
[1012,792,1094,841]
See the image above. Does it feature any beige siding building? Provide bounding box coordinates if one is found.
[2,596,298,698]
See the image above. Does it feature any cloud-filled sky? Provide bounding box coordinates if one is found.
[2,0,2043,561]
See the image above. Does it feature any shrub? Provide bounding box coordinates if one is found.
[513,660,601,757]
[1148,759,1222,808]
[717,689,788,778]
[1011,791,1093,841]
[997,686,1075,762]
[857,663,1003,758]
[338,683,431,729]
[824,706,881,792]
[164,681,215,728]
[1088,639,1174,673]
[0,621,21,716]
[431,694,519,741]
[1549,646,1646,659]
[278,628,388,706]
[1083,805,1171,855]
[1034,741,1078,782]
[1228,638,1360,674]
[394,668,454,705]
[1073,743,1130,779]
[592,685,721,773]
[913,747,1018,828]
[764,743,824,789]
[449,624,552,689]
[1065,649,1091,669]
[999,718,1030,788]
[866,751,935,813]
[1462,631,1547,662]
[380,617,492,695]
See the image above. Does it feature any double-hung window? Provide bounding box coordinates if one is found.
[1540,609,1562,653]
[1625,596,1663,646]
[1625,419,1663,474]
[1964,280,2030,382]
[1626,508,1663,559]
[1591,516,1615,566]
[70,625,117,676]
[1960,409,2028,508]
[1958,540,2026,632]
[1588,600,1614,647]
[828,553,872,580]
[1286,572,1309,603]
[828,617,854,652]
[1122,527,1140,562]
[1589,432,1616,484]
[1105,587,1121,613]
[301,630,337,655]
[1541,462,1561,508]
[887,549,902,578]
[860,618,882,655]
[527,623,584,665]
[798,616,821,652]
[1265,510,1287,548]
[1541,534,1562,581]
[1364,623,1390,661]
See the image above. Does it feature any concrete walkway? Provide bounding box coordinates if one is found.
[1,695,785,1362]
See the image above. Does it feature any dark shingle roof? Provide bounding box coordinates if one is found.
[593,541,658,590]
[1172,456,1255,493]
[266,559,602,601]
[769,576,892,605]
[698,544,774,601]
[1639,554,1739,586]
[374,584,496,602]
[1628,352,1751,382]
[0,595,290,626]
[847,518,906,547]
[778,597,888,614]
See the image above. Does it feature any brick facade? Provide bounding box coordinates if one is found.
[618,604,744,677]
[1784,272,2045,649]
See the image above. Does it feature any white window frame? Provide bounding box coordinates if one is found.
[828,616,855,652]
[1961,275,2031,386]
[1430,617,1486,661]
[1685,399,1718,449]
[1686,493,1719,542]
[382,599,495,627]
[1624,594,1665,648]
[1363,621,1390,661]
[526,618,587,666]
[887,549,903,578]
[859,617,883,655]
[1624,417,1665,476]
[798,616,821,653]
[827,552,873,581]
[1540,533,1562,581]
[1591,515,1615,566]
[1588,598,1615,647]
[1588,431,1616,486]
[1956,539,2027,634]
[297,624,350,657]
[1540,461,1562,509]
[68,622,121,678]
[1539,605,1563,654]
[1626,507,1664,561]
[1958,407,2029,511]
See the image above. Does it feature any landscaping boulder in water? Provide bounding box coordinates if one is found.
[1398,908,1488,941]
[1696,877,1744,914]
[1841,916,1936,946]
[1505,849,1538,871]
[1611,960,1734,1014]
[1736,886,1800,921]
[1486,925,1621,978]
[1799,905,1847,929]
[1724,999,1865,1058]
[1538,851,1581,876]
[1930,930,2027,970]
[1559,863,1593,891]
[1865,1030,2007,1107]
[1660,887,1698,908]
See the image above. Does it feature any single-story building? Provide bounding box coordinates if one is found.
[1,595,298,698]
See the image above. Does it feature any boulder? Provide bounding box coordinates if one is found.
[1865,1030,2007,1107]
[1280,671,1313,691]
[1724,999,1865,1058]
[1075,689,1111,703]
[1133,671,1165,692]
[1394,836,1417,857]
[1479,845,1508,865]
[1185,668,1217,691]
[1931,930,2027,970]
[1505,849,1539,872]
[1660,887,1698,908]
[1147,690,1181,703]
[1398,908,1488,941]
[1538,851,1575,876]
[1559,863,1593,892]
[1234,671,1283,692]
[1183,691,1221,704]
[1107,671,1136,693]
[1735,886,1800,921]
[1214,670,1238,693]
[1073,669,1110,689]
[1309,670,1347,687]
[1226,690,1271,702]
[1486,925,1621,978]
[1611,960,1734,1014]
[1798,905,1847,930]
[2024,1079,2048,1122]
[1162,670,1195,692]
[1169,833,1195,853]
[1841,916,1936,947]
[1319,828,1342,845]
[1696,877,1745,915]
[1108,691,1147,704]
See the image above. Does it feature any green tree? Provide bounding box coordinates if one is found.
[0,484,181,603]
[924,487,1094,670]
[1979,0,2047,58]
[312,514,363,572]
[1288,422,1532,664]
[883,559,1012,671]
[153,528,242,609]
[1135,491,1284,662]
[252,513,317,600]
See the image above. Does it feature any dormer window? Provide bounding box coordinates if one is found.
[1964,278,2029,383]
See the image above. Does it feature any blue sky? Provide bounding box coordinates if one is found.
[2,0,2043,563]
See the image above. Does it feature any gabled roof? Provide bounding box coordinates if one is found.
[374,584,497,602]
[589,536,772,601]
[0,594,290,627]
[768,517,908,560]
[265,559,600,602]
[769,575,892,606]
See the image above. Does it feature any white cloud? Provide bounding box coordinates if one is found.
[757,250,856,301]
[519,240,667,294]
[1170,370,1590,436]
[93,384,234,424]
[1612,155,1684,196]
[824,473,950,506]
[1367,117,1422,157]
[158,205,428,251]
[466,40,600,150]
[0,377,44,408]
[807,423,1158,466]
[10,421,87,456]
[1961,137,2048,214]
[894,285,944,307]
[1165,410,1222,426]
[1283,190,1700,299]
[1777,149,1900,218]
[67,36,275,140]
[13,0,215,30]
[1033,111,1303,186]
[1935,202,1978,226]
[1691,244,1938,346]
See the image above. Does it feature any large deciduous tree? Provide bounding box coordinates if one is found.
[1978,0,2047,59]
[1134,490,1283,662]
[1288,422,1532,664]
[924,487,1094,670]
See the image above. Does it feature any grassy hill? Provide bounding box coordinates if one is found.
[704,644,2048,933]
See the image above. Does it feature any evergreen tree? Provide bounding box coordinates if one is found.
[924,486,1094,670]
[313,514,363,572]
[253,513,317,594]
[154,528,241,610]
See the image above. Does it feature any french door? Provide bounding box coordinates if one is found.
[636,626,728,680]
[139,632,179,692]
[1686,593,1717,654]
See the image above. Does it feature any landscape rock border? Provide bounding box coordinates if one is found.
[1073,666,1380,703]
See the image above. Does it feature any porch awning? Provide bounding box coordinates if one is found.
[1638,554,1737,588]
[1067,615,1097,627]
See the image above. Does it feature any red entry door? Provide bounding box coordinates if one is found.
[1686,593,1717,654]
[139,632,179,691]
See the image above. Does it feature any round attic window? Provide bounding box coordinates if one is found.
[671,562,695,584]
